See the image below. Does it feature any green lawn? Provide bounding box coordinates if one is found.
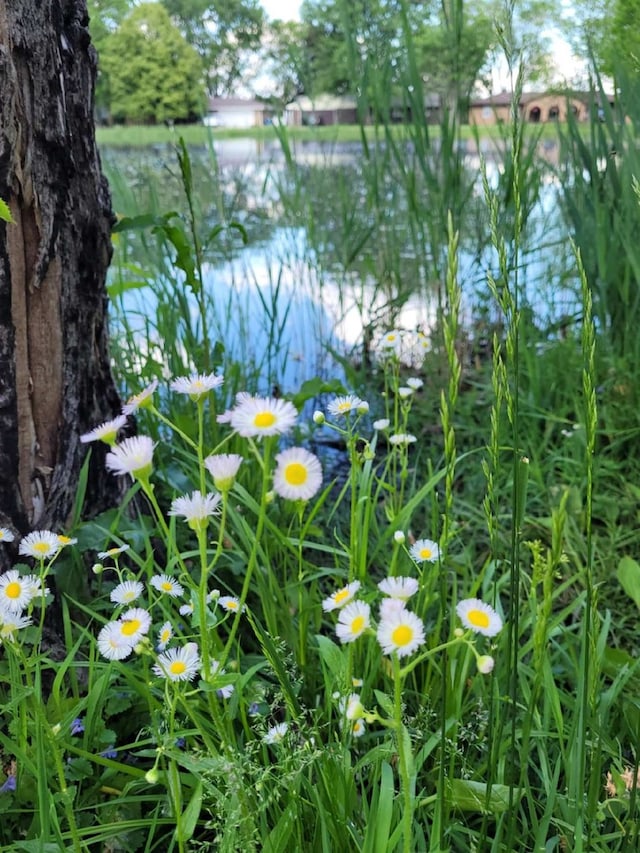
[96,120,565,148]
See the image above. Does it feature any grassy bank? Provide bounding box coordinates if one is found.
[96,119,566,148]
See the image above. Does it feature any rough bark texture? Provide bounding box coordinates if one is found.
[0,0,123,569]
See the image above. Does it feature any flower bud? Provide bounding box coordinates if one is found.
[477,655,495,675]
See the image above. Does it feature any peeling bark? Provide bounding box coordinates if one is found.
[0,0,123,568]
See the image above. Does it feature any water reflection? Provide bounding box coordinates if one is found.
[103,136,578,392]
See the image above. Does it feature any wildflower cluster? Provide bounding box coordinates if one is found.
[323,575,427,658]
[0,530,73,640]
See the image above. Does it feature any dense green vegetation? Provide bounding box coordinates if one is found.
[88,0,640,124]
[3,3,640,848]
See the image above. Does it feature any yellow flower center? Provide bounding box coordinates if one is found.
[333,588,350,605]
[121,619,141,637]
[161,582,174,592]
[391,625,413,647]
[5,581,21,600]
[123,591,136,601]
[419,547,433,560]
[160,629,171,643]
[284,462,308,486]
[170,661,187,675]
[58,536,72,545]
[254,411,276,428]
[337,401,352,411]
[33,541,51,554]
[468,609,490,629]
[225,601,238,610]
[350,615,365,634]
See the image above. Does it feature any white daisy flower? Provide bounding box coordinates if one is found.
[150,575,184,598]
[477,654,495,674]
[341,693,365,721]
[263,722,288,744]
[0,611,33,638]
[105,436,155,479]
[97,622,135,661]
[378,576,419,601]
[373,418,390,431]
[322,580,361,612]
[273,447,323,502]
[225,395,298,438]
[397,386,414,399]
[204,453,243,492]
[218,595,243,613]
[210,659,234,698]
[377,608,426,658]
[335,601,371,644]
[56,535,77,548]
[115,607,152,644]
[97,544,130,559]
[416,331,431,352]
[18,530,61,560]
[157,620,173,651]
[179,600,195,617]
[121,379,159,416]
[0,528,15,543]
[379,597,410,620]
[388,433,417,446]
[406,377,424,390]
[153,643,201,682]
[23,574,49,600]
[410,539,440,563]
[110,580,144,606]
[380,330,403,352]
[170,372,224,399]
[0,570,37,613]
[456,599,503,637]
[351,718,366,737]
[327,395,368,417]
[80,415,128,445]
[169,490,221,530]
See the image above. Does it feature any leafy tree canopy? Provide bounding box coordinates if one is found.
[161,0,265,94]
[100,3,206,124]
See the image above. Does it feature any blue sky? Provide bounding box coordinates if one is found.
[261,0,301,21]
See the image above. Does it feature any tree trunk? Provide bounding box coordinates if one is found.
[0,0,123,569]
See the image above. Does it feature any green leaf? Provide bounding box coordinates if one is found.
[373,690,394,718]
[445,779,514,814]
[154,222,199,295]
[373,762,395,853]
[617,556,640,609]
[107,278,151,299]
[180,779,203,841]
[0,197,13,223]
[315,634,347,684]
[112,212,177,233]
[290,376,347,410]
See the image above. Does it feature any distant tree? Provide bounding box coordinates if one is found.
[300,0,413,97]
[86,0,134,117]
[161,0,265,95]
[257,21,311,105]
[607,0,640,77]
[416,0,495,118]
[100,3,206,123]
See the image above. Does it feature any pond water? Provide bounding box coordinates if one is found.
[101,136,579,393]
